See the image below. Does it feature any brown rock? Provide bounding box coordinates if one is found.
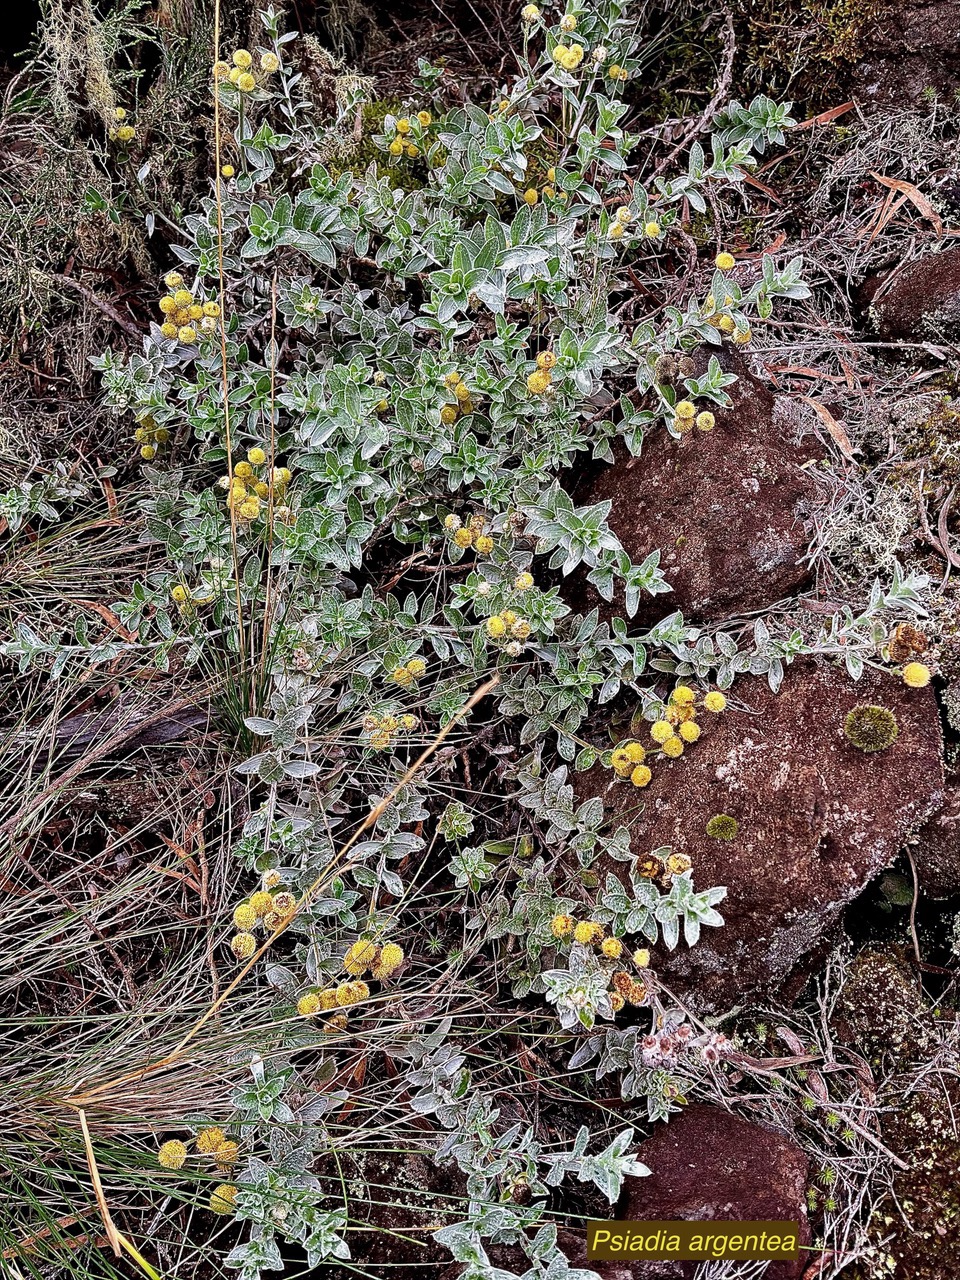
[851,0,960,106]
[914,765,960,898]
[862,246,960,343]
[576,661,944,1010]
[568,349,822,626]
[609,1105,811,1280]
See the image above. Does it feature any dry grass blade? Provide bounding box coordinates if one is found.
[799,395,857,461]
[868,171,945,237]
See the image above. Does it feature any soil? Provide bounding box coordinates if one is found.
[860,246,960,343]
[566,348,823,627]
[594,1105,810,1280]
[848,0,960,106]
[575,660,944,1011]
[914,764,960,897]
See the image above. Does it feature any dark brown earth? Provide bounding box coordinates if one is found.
[850,0,960,106]
[568,348,823,627]
[861,246,960,343]
[914,764,960,897]
[597,1105,810,1280]
[574,660,944,1011]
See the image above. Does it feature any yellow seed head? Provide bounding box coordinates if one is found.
[297,992,322,1016]
[601,937,623,959]
[249,890,274,917]
[650,720,674,743]
[703,691,727,713]
[523,188,538,206]
[630,764,652,788]
[486,615,507,638]
[903,662,931,688]
[232,49,253,67]
[678,720,701,743]
[158,1139,188,1169]
[372,941,404,978]
[661,736,684,758]
[209,1184,238,1215]
[715,251,736,271]
[344,939,378,975]
[551,913,575,939]
[230,932,257,960]
[196,1127,226,1153]
[233,902,257,930]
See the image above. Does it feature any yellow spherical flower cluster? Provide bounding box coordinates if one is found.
[573,920,605,945]
[671,397,715,437]
[157,274,220,345]
[641,684,728,761]
[902,662,931,688]
[371,941,405,979]
[335,979,370,1006]
[344,938,378,975]
[715,250,736,272]
[439,371,476,424]
[133,412,170,462]
[215,49,264,93]
[607,205,635,243]
[386,109,433,160]
[527,349,557,397]
[109,106,137,144]
[209,1184,239,1215]
[552,42,585,71]
[550,912,575,939]
[521,3,541,21]
[485,607,532,656]
[361,710,419,752]
[220,452,289,524]
[157,1139,188,1170]
[194,1128,240,1171]
[445,509,492,552]
[388,655,427,689]
[607,63,629,82]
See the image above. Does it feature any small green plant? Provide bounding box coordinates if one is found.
[706,814,739,840]
[843,704,899,753]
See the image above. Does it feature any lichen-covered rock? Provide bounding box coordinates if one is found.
[576,661,944,1010]
[862,246,960,343]
[567,349,822,626]
[610,1106,811,1280]
[914,765,960,898]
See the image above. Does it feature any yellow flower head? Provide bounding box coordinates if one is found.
[601,936,623,959]
[407,657,427,677]
[172,289,193,308]
[228,67,242,84]
[249,890,274,917]
[209,1184,238,1215]
[661,736,684,758]
[718,315,735,334]
[650,720,674,744]
[511,619,531,640]
[623,741,646,763]
[215,1141,239,1169]
[159,295,176,314]
[261,51,280,73]
[187,303,203,320]
[703,691,727,713]
[116,125,136,142]
[633,947,650,967]
[536,351,557,370]
[521,3,541,20]
[486,615,507,639]
[318,988,339,1010]
[158,1139,188,1170]
[115,107,127,121]
[230,932,257,960]
[233,902,257,931]
[440,404,458,425]
[523,188,538,206]
[733,326,752,346]
[233,49,253,67]
[417,110,432,126]
[610,748,634,777]
[453,527,474,548]
[213,61,231,80]
[903,662,931,688]
[643,220,660,238]
[247,446,267,466]
[630,764,652,788]
[221,163,235,177]
[395,117,411,134]
[615,206,633,224]
[560,13,577,29]
[391,666,414,686]
[550,913,575,939]
[196,1127,226,1154]
[696,411,715,432]
[475,534,494,555]
[671,685,695,706]
[573,920,604,945]
[160,322,178,339]
[389,138,404,156]
[610,992,625,1012]
[514,571,534,591]
[405,143,419,158]
[527,369,551,395]
[177,325,197,344]
[297,992,322,1016]
[675,400,696,420]
[140,444,157,461]
[678,720,701,743]
[170,583,190,604]
[345,939,378,975]
[372,941,404,978]
[272,891,296,916]
[236,72,256,92]
[238,498,260,521]
[715,251,736,271]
